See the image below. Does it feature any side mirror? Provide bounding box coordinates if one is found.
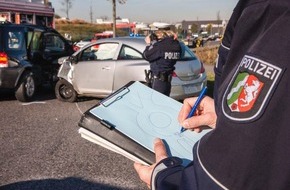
[69,55,78,64]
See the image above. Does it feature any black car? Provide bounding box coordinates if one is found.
[0,22,74,102]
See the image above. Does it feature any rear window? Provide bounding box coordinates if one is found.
[7,30,25,50]
[180,43,197,61]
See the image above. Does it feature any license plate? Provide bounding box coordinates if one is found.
[183,85,198,94]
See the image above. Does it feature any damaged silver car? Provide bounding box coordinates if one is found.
[55,37,207,102]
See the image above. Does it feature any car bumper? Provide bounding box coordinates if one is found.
[170,73,207,100]
[0,68,21,89]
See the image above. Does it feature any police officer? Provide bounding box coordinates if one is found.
[134,0,290,189]
[143,30,181,96]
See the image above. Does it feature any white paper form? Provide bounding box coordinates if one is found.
[90,81,211,165]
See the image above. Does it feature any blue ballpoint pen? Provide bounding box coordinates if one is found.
[180,86,208,133]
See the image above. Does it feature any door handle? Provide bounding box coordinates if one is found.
[102,66,111,70]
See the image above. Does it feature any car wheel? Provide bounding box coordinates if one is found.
[55,79,77,102]
[15,71,36,102]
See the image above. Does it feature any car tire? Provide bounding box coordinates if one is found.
[55,79,77,102]
[15,71,36,102]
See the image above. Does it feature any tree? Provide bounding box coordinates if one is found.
[216,11,221,34]
[191,23,198,34]
[101,16,109,21]
[206,24,213,35]
[90,0,93,23]
[107,0,127,37]
[54,14,61,19]
[61,0,74,19]
[177,25,183,36]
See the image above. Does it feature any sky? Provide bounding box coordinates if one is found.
[49,0,239,24]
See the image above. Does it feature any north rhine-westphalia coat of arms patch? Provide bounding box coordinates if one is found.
[222,55,283,122]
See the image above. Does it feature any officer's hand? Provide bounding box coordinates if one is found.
[178,96,217,132]
[145,35,151,45]
[173,33,178,40]
[134,138,168,188]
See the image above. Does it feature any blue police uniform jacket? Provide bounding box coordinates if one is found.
[143,36,181,75]
[151,0,290,189]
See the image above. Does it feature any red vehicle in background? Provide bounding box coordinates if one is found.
[73,31,113,52]
[90,31,113,50]
[91,31,113,42]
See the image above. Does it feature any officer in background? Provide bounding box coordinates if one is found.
[143,30,181,96]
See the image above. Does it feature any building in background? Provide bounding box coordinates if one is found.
[96,18,177,36]
[180,20,227,37]
[0,0,54,28]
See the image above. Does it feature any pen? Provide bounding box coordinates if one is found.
[180,86,208,133]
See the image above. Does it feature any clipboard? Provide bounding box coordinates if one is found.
[78,81,211,166]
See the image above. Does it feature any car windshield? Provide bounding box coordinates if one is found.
[80,42,118,61]
[95,43,118,60]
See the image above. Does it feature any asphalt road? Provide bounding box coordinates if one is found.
[0,88,148,190]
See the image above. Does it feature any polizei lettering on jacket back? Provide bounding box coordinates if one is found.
[164,52,180,60]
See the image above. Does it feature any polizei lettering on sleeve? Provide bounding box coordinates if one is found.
[240,56,279,80]
[164,52,180,60]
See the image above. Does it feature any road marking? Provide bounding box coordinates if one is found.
[21,101,47,105]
